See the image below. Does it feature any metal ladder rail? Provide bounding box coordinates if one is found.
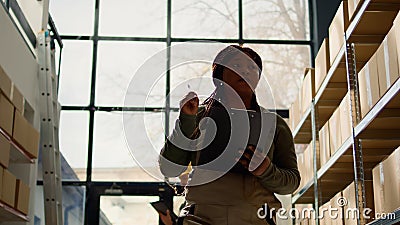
[37,30,63,225]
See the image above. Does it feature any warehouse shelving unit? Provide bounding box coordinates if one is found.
[291,0,400,225]
[0,201,28,222]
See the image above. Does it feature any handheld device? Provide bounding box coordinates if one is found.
[150,201,178,221]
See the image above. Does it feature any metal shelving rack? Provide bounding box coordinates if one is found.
[291,1,400,225]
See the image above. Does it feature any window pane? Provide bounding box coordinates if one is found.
[49,0,94,35]
[172,0,238,38]
[58,40,92,106]
[100,196,159,225]
[170,42,226,108]
[99,0,166,37]
[59,111,89,181]
[93,111,165,181]
[247,44,311,108]
[95,41,166,107]
[243,0,310,40]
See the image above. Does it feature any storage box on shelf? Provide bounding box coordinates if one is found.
[315,39,330,94]
[15,179,30,215]
[347,0,360,20]
[289,91,302,133]
[0,65,12,99]
[339,93,352,145]
[1,169,16,207]
[0,166,3,198]
[12,110,40,158]
[0,93,14,136]
[358,52,380,118]
[372,147,400,216]
[330,192,344,225]
[395,12,400,72]
[329,0,349,66]
[319,201,332,225]
[10,84,24,113]
[377,26,399,97]
[319,121,330,166]
[342,180,374,225]
[295,143,314,194]
[302,68,316,116]
[0,133,10,168]
[329,107,342,157]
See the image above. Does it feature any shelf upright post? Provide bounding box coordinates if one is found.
[344,38,366,225]
[37,30,63,225]
[311,100,321,225]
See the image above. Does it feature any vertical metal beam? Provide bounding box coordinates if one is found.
[344,40,366,225]
[165,0,172,138]
[41,0,49,31]
[311,101,320,225]
[308,0,318,66]
[85,0,100,224]
[238,0,243,45]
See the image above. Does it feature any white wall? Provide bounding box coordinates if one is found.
[0,4,40,225]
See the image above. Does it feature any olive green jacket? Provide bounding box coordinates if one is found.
[159,107,300,195]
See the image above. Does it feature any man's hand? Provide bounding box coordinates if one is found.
[237,145,271,176]
[180,92,199,115]
[159,210,174,225]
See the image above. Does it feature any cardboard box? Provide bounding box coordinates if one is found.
[358,54,380,118]
[343,181,374,225]
[320,201,332,225]
[347,0,360,20]
[290,92,302,133]
[330,192,344,225]
[329,1,349,66]
[0,65,12,99]
[304,143,314,184]
[329,108,342,156]
[302,68,316,115]
[394,12,400,77]
[11,84,24,113]
[0,166,3,199]
[1,169,16,207]
[319,122,330,166]
[372,163,384,215]
[0,93,15,136]
[15,179,30,215]
[0,133,10,168]
[296,153,306,192]
[372,148,400,215]
[381,149,400,211]
[315,39,330,93]
[13,111,40,158]
[377,26,399,96]
[382,148,400,213]
[339,93,352,145]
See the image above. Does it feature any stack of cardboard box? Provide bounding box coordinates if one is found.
[289,69,316,133]
[0,65,36,215]
[359,13,400,118]
[318,92,352,167]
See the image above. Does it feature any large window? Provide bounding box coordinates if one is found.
[49,0,313,224]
